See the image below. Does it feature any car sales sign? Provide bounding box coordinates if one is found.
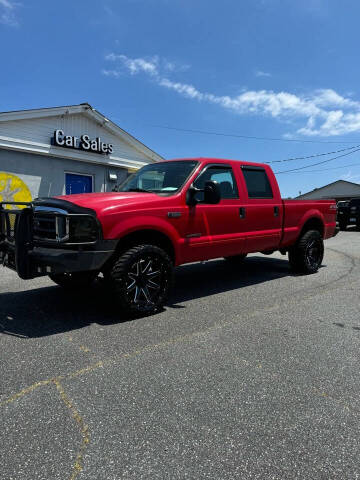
[52,130,113,155]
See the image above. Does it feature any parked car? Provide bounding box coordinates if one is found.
[0,158,338,315]
[337,198,360,230]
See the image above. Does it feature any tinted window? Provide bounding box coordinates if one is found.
[194,166,238,200]
[242,168,273,199]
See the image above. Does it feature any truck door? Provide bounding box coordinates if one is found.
[182,164,246,262]
[237,165,283,253]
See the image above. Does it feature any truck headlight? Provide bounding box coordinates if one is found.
[69,215,99,243]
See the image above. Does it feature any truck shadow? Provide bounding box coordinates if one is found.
[0,256,308,338]
[168,256,311,306]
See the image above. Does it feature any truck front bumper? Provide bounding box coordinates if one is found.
[0,201,117,280]
[0,242,116,279]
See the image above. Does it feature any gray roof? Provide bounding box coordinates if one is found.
[296,180,360,199]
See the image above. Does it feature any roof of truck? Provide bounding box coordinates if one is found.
[164,157,268,168]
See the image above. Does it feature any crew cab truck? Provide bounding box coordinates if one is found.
[0,158,338,316]
[337,198,360,230]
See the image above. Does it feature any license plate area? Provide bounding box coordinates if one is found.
[350,217,357,222]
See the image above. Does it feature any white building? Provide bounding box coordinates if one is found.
[296,180,360,202]
[0,103,163,204]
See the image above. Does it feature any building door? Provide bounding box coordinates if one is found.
[65,173,93,195]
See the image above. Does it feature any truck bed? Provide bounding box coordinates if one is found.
[281,198,337,248]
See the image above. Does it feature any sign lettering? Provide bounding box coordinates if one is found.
[52,130,113,155]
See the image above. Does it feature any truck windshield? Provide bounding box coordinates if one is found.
[118,161,198,195]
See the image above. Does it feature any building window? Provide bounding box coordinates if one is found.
[65,173,93,195]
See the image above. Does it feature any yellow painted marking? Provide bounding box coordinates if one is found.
[0,172,32,208]
[79,345,90,353]
[53,380,90,480]
[1,378,90,480]
[68,361,104,379]
[0,379,52,406]
[0,301,284,408]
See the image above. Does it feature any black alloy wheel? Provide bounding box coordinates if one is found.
[109,244,173,316]
[288,230,324,274]
[304,238,323,271]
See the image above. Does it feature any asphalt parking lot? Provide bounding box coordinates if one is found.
[1,230,360,480]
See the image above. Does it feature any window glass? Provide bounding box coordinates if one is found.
[194,166,238,200]
[242,168,273,199]
[118,161,198,195]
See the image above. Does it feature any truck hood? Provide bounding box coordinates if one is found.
[54,191,169,215]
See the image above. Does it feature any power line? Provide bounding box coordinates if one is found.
[275,147,360,174]
[266,145,360,163]
[277,161,360,174]
[150,124,360,145]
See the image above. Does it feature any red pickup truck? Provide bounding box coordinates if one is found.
[0,158,338,315]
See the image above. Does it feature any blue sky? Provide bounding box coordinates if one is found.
[1,0,360,197]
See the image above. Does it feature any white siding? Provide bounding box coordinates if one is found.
[0,113,151,163]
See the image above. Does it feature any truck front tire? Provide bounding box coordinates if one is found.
[288,230,324,274]
[107,244,173,316]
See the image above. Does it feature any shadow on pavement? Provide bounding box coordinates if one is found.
[0,255,300,338]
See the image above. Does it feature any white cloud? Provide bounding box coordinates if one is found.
[255,70,272,78]
[103,53,360,138]
[0,0,13,8]
[159,78,205,101]
[164,61,190,73]
[104,53,190,77]
[0,0,19,26]
[105,53,159,76]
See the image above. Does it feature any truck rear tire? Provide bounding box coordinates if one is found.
[107,244,173,316]
[288,230,324,274]
[49,271,98,289]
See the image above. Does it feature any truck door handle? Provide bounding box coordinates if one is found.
[274,206,279,217]
[239,207,246,219]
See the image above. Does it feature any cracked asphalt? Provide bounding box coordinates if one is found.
[1,230,360,480]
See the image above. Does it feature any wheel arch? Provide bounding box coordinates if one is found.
[299,216,325,239]
[108,228,176,266]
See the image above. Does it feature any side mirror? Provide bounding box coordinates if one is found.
[186,181,221,206]
[204,181,221,204]
[186,186,199,206]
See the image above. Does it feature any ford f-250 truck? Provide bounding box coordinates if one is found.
[0,158,338,315]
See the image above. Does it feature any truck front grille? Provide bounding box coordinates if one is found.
[33,212,69,243]
[33,214,57,241]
